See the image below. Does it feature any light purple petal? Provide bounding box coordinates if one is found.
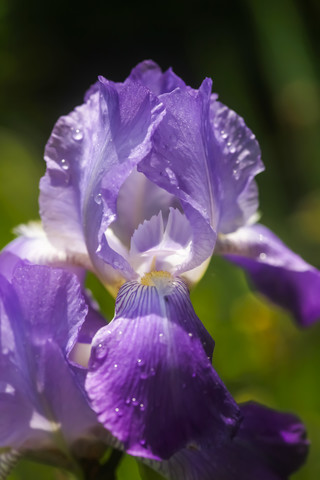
[139,79,219,273]
[40,75,165,282]
[111,167,180,248]
[0,261,99,450]
[129,60,186,96]
[209,100,264,233]
[86,277,240,460]
[216,224,320,326]
[147,402,308,480]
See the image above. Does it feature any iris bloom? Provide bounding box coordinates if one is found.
[0,252,110,476]
[4,60,317,475]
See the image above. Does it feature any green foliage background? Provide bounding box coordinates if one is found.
[1,0,320,478]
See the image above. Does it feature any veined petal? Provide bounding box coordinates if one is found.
[209,99,264,234]
[147,402,308,480]
[129,208,192,275]
[86,275,240,460]
[111,167,180,248]
[0,260,99,451]
[139,79,219,273]
[40,75,165,284]
[216,224,320,326]
[129,60,186,96]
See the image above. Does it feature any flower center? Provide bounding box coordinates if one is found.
[140,270,172,287]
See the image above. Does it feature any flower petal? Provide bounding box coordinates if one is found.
[209,99,264,233]
[147,402,308,480]
[0,261,98,451]
[40,75,165,283]
[139,79,219,273]
[129,60,186,95]
[129,208,192,275]
[216,224,320,326]
[86,276,240,460]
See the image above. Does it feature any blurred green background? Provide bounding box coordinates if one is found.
[1,0,320,478]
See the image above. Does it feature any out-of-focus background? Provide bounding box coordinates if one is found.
[1,0,320,478]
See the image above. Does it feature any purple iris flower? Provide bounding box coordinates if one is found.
[0,252,108,473]
[3,60,315,475]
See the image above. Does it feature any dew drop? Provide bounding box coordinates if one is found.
[95,343,107,360]
[221,130,228,139]
[72,128,83,141]
[60,158,69,171]
[132,397,139,406]
[114,363,118,368]
[115,407,123,417]
[95,193,102,205]
[188,332,193,338]
[140,439,146,446]
[259,253,267,260]
[139,403,145,411]
[159,333,164,338]
[125,396,131,405]
[137,358,144,367]
[150,367,156,376]
[233,168,240,180]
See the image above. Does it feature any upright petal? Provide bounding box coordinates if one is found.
[129,60,186,96]
[147,402,308,480]
[40,75,165,283]
[86,275,240,460]
[139,79,219,273]
[209,99,264,233]
[216,224,320,326]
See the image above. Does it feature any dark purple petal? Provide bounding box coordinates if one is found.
[209,100,264,233]
[0,261,99,450]
[147,402,308,480]
[129,60,186,95]
[216,224,320,326]
[86,276,240,460]
[239,402,309,478]
[139,79,219,273]
[40,75,165,281]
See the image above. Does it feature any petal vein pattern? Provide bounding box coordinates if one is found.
[86,276,240,460]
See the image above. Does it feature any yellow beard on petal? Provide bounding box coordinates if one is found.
[140,270,173,287]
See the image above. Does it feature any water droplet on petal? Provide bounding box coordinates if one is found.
[60,158,70,171]
[150,368,156,376]
[115,407,123,417]
[233,168,240,180]
[125,397,131,405]
[95,343,107,360]
[132,397,139,406]
[114,363,118,368]
[140,403,145,411]
[137,358,144,367]
[72,128,83,141]
[159,333,164,338]
[140,439,146,446]
[95,193,102,204]
[188,332,193,338]
[259,253,267,260]
[221,130,228,139]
